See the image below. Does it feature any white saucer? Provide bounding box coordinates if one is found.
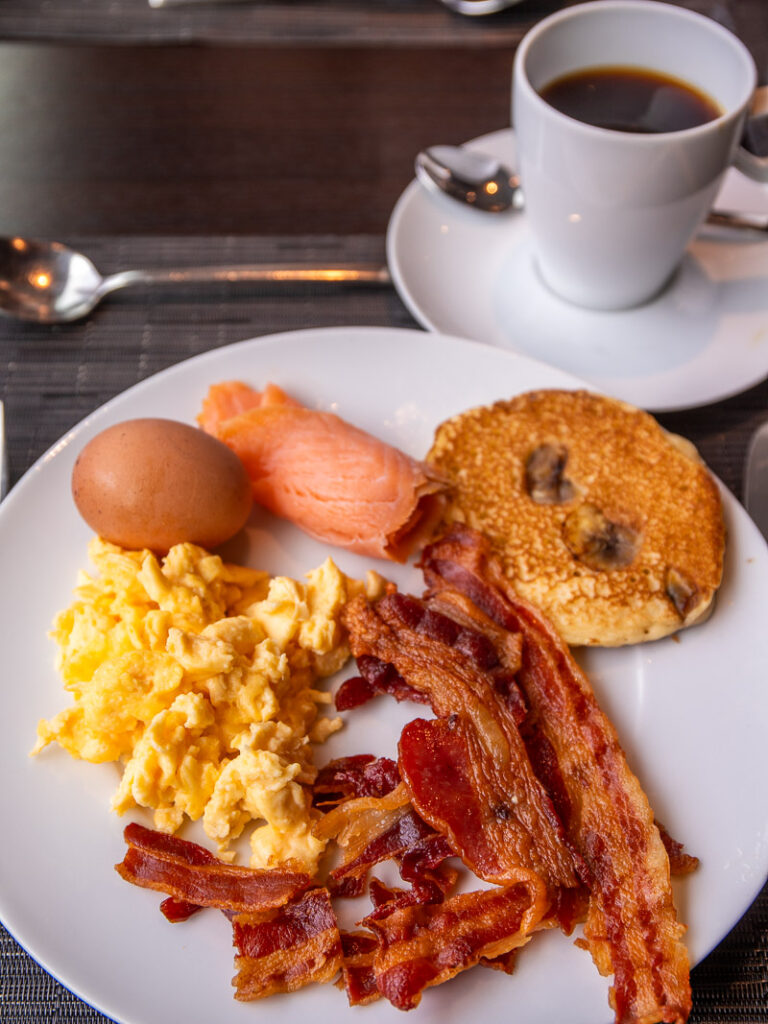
[387,129,768,412]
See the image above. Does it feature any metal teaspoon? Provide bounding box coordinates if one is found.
[0,237,391,324]
[415,146,524,214]
[416,144,768,232]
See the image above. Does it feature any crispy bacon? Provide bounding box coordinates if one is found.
[313,754,400,808]
[399,831,455,889]
[116,823,311,914]
[365,833,458,921]
[366,883,540,1010]
[545,884,590,935]
[314,757,456,908]
[420,525,692,1024]
[313,783,411,896]
[480,947,520,974]
[314,782,456,904]
[399,715,528,886]
[232,887,343,1000]
[159,896,204,923]
[335,654,430,711]
[114,518,698,1020]
[658,822,700,876]
[339,931,380,1006]
[330,805,437,900]
[123,822,218,864]
[117,826,338,1002]
[341,590,579,895]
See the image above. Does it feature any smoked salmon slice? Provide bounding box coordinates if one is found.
[198,381,448,562]
[198,380,298,434]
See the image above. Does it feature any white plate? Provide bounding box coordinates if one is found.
[1,326,767,1024]
[387,129,768,412]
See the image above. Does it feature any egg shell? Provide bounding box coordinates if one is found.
[71,417,253,552]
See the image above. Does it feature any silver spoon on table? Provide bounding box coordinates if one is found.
[0,237,391,324]
[436,0,524,16]
[416,144,768,231]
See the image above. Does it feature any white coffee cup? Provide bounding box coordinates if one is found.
[512,0,768,311]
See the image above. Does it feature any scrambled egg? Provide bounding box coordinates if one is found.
[32,538,383,874]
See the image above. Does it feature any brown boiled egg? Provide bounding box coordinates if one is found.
[71,418,253,552]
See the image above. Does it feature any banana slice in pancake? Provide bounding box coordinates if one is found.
[426,389,725,647]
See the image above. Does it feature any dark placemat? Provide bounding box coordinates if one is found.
[0,0,765,65]
[0,234,766,1023]
[0,0,551,46]
[4,233,768,502]
[0,234,412,493]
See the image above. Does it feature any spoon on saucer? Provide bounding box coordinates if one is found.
[415,146,524,214]
[417,144,768,232]
[0,237,391,324]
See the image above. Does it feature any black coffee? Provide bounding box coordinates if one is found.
[539,65,722,134]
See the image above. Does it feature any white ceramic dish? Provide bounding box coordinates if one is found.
[1,326,767,1024]
[387,129,768,412]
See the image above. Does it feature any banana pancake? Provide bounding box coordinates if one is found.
[426,389,725,647]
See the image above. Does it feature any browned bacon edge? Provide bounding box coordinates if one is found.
[313,754,400,808]
[116,822,311,914]
[366,883,541,1011]
[339,931,380,1005]
[158,896,203,922]
[312,775,457,908]
[419,525,693,1024]
[232,887,343,1001]
[658,822,700,876]
[335,655,430,711]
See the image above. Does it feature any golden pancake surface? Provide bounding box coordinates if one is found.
[427,390,725,647]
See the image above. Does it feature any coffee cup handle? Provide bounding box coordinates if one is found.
[735,86,768,182]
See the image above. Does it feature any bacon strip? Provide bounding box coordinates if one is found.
[480,946,520,974]
[364,833,458,921]
[116,823,311,914]
[335,654,430,711]
[232,887,343,1000]
[314,781,454,902]
[341,590,578,895]
[313,754,400,808]
[123,822,218,864]
[159,896,204,922]
[398,714,534,889]
[339,931,380,1006]
[366,883,540,1011]
[420,526,692,1024]
[331,806,438,899]
[658,822,700,877]
[314,783,414,896]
